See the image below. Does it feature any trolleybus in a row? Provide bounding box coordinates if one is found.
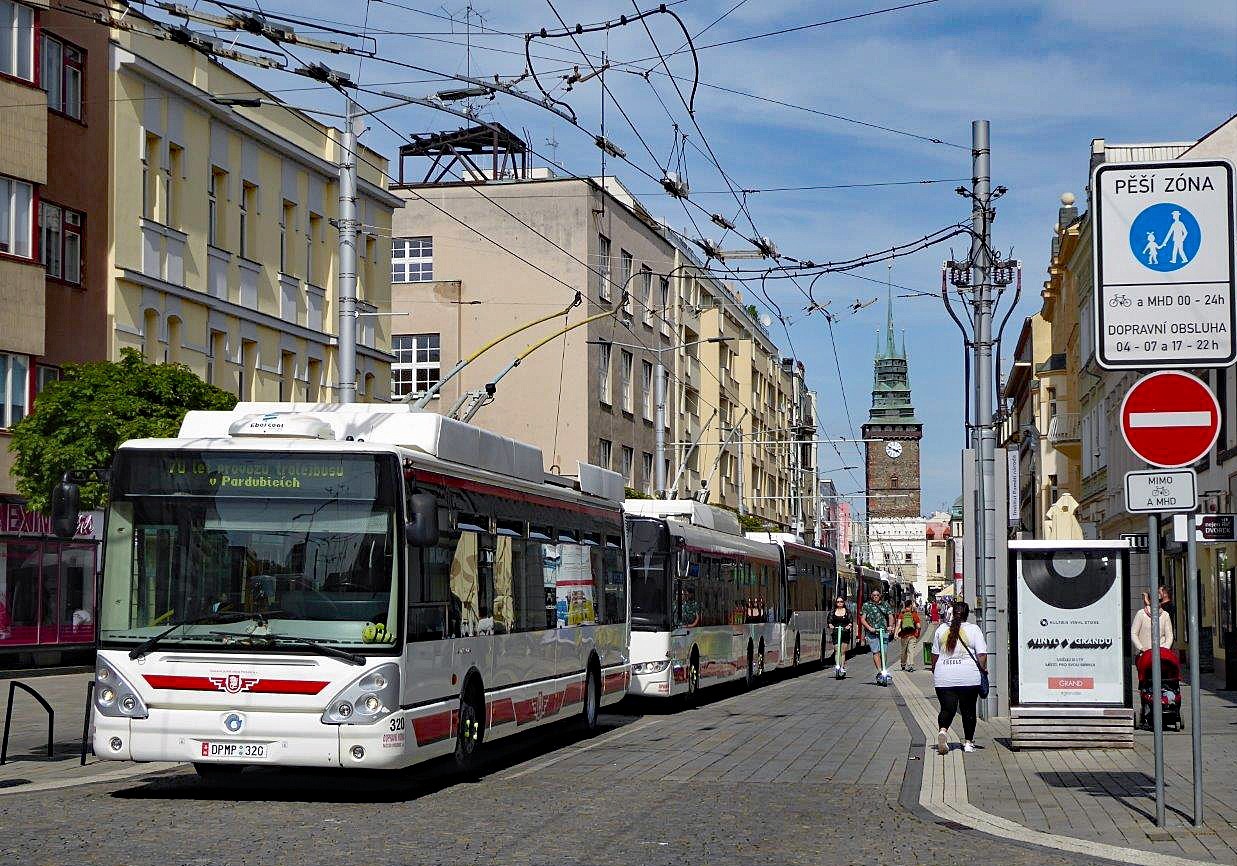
[56,405,859,778]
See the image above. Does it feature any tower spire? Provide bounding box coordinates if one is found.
[885,284,897,357]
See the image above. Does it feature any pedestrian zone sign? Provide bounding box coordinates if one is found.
[1124,468,1197,514]
[1093,159,1236,369]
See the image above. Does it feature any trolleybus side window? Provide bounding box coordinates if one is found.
[600,535,626,625]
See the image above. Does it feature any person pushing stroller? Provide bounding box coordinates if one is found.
[1131,591,1180,731]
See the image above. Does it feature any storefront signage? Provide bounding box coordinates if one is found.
[1010,541,1130,707]
[0,503,99,539]
[1173,513,1237,543]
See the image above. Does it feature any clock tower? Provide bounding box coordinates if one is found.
[862,292,922,519]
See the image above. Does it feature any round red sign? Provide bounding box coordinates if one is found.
[1119,371,1221,468]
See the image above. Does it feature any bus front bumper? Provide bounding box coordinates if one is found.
[93,708,411,769]
[629,661,682,697]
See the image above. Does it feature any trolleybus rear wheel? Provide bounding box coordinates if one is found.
[582,663,601,732]
[792,636,801,669]
[745,641,756,689]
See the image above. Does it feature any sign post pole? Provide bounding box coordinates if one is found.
[1147,515,1165,828]
[1186,512,1203,827]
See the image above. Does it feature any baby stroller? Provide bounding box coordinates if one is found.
[1135,647,1182,731]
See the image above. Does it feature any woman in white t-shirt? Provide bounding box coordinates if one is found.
[930,601,987,755]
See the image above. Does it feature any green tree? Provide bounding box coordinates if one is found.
[9,349,237,512]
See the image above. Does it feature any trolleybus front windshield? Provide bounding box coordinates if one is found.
[628,518,672,631]
[99,450,401,651]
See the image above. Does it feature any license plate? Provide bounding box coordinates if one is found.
[197,741,269,760]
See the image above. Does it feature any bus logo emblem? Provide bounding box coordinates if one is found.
[210,675,260,694]
[223,712,245,733]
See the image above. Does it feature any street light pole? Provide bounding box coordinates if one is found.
[336,95,359,404]
[655,358,667,495]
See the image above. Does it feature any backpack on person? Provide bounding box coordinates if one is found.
[898,608,918,638]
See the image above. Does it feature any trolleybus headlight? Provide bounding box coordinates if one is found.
[632,660,671,675]
[321,663,400,726]
[94,662,149,719]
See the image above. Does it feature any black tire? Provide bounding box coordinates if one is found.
[581,664,601,733]
[685,649,700,705]
[757,640,766,678]
[454,680,485,773]
[745,641,756,689]
[821,632,830,670]
[792,636,801,670]
[193,762,244,782]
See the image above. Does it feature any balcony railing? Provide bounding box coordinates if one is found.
[1047,412,1081,445]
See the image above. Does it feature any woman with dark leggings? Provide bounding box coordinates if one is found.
[929,602,988,754]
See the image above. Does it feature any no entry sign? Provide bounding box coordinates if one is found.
[1120,371,1221,468]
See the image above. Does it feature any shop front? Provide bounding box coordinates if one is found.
[0,500,102,655]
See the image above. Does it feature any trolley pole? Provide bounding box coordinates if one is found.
[336,95,359,404]
[1148,516,1165,828]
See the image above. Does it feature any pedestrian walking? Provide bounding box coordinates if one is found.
[897,598,922,672]
[859,589,894,684]
[1131,592,1174,652]
[930,601,988,755]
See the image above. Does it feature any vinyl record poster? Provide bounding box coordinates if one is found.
[1013,544,1128,706]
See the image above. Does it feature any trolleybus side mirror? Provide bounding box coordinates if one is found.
[405,492,440,547]
[51,478,80,539]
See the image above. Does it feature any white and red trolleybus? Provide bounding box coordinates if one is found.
[747,534,838,670]
[70,404,630,777]
[624,500,783,699]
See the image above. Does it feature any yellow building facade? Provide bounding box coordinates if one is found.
[108,23,399,401]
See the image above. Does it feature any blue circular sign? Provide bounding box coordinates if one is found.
[1129,202,1201,272]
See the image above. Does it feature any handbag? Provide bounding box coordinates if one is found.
[958,632,990,699]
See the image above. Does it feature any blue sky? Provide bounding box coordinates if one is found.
[203,0,1237,515]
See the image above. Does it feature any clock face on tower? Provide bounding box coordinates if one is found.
[884,441,903,459]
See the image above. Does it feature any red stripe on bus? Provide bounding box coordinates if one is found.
[413,470,621,522]
[602,672,626,694]
[141,675,328,695]
[412,709,456,746]
[488,698,516,727]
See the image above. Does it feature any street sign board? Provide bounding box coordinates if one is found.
[1123,468,1197,513]
[1007,450,1020,524]
[1121,533,1149,552]
[1093,159,1236,369]
[1119,371,1221,468]
[1173,513,1237,543]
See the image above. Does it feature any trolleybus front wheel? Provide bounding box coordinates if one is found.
[792,635,801,669]
[454,681,485,773]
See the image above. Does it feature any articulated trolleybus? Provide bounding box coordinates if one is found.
[76,404,630,777]
[626,501,833,699]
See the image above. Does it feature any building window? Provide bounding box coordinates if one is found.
[0,351,29,428]
[238,183,251,258]
[391,333,440,399]
[619,349,633,413]
[620,250,633,314]
[280,200,294,274]
[391,236,432,283]
[597,233,611,300]
[40,202,83,284]
[166,144,183,229]
[0,2,34,83]
[208,168,227,247]
[640,265,653,325]
[597,341,612,405]
[620,446,634,486]
[42,33,83,120]
[642,452,654,495]
[598,438,612,469]
[0,175,32,258]
[307,213,321,285]
[642,360,654,420]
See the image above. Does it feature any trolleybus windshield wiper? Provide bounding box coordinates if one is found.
[128,612,254,660]
[257,635,366,666]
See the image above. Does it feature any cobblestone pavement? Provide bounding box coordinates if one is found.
[0,666,1117,866]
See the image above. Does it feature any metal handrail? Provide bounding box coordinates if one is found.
[0,681,55,764]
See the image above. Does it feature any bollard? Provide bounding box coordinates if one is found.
[1,681,56,765]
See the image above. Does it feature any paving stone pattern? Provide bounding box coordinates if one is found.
[0,667,1116,866]
[909,669,1237,864]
